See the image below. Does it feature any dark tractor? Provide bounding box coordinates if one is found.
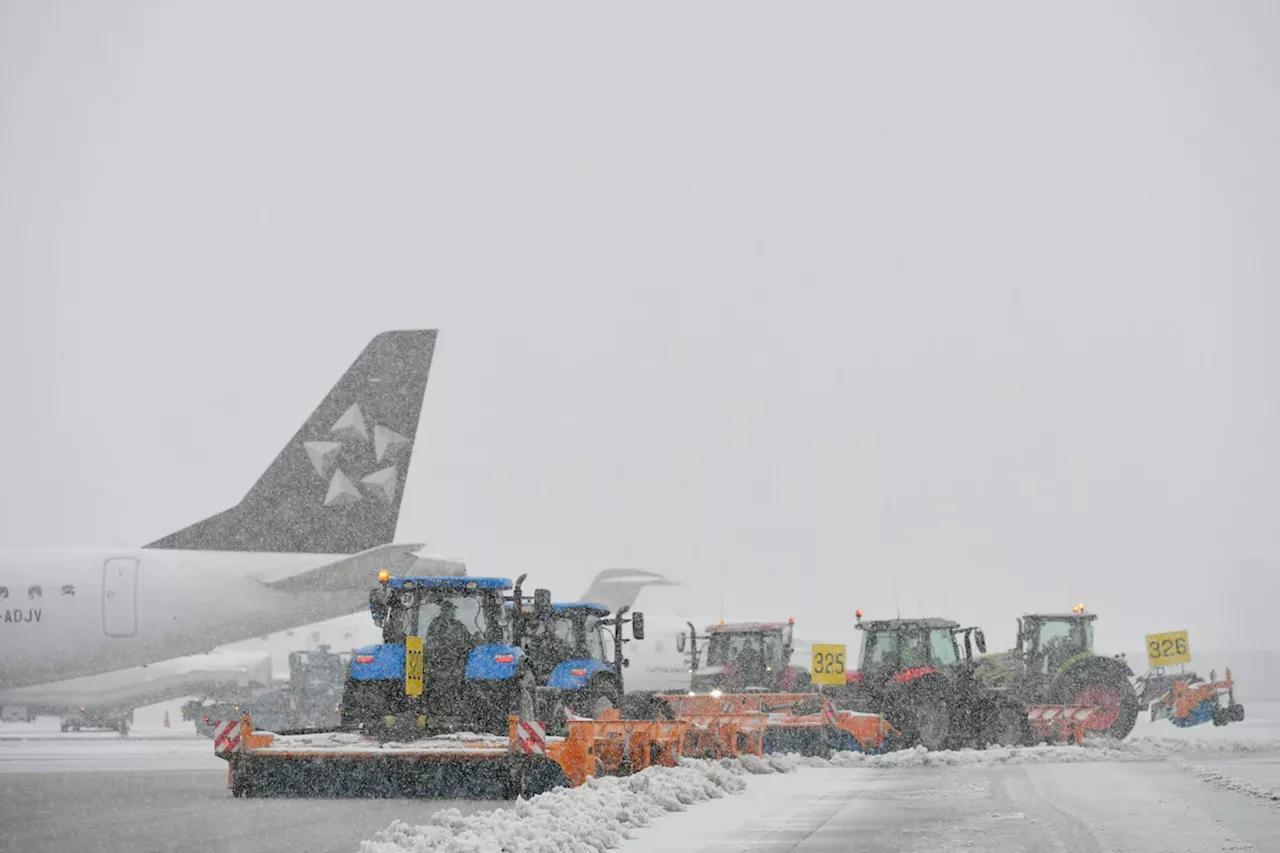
[678,619,812,694]
[837,615,1030,751]
[987,609,1141,741]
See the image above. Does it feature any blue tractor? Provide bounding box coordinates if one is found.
[341,572,552,738]
[519,602,645,724]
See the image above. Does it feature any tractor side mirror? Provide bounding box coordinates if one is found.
[631,612,645,640]
[676,632,687,653]
[533,588,552,613]
[975,629,986,655]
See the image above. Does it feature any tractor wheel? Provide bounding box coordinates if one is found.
[983,702,1030,748]
[894,681,951,751]
[1057,668,1140,741]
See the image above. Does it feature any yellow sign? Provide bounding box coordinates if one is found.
[404,636,424,697]
[811,643,848,686]
[1145,630,1191,668]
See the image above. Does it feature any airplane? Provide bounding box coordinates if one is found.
[0,329,462,699]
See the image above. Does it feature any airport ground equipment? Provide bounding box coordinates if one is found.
[832,615,1043,750]
[339,572,550,740]
[243,646,353,733]
[1148,668,1246,728]
[677,619,811,694]
[656,691,898,756]
[211,708,755,799]
[974,606,1141,740]
[519,601,644,725]
[60,706,133,735]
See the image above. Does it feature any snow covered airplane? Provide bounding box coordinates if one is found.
[0,329,462,694]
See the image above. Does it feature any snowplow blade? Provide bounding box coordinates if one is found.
[656,693,898,756]
[212,716,569,799]
[1026,705,1098,745]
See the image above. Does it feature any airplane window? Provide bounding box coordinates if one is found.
[0,586,7,600]
[28,585,42,600]
[62,584,75,597]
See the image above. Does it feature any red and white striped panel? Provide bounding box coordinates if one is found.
[1028,706,1095,724]
[514,720,546,755]
[212,720,242,755]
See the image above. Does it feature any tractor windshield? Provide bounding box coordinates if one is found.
[554,611,608,661]
[383,589,507,646]
[706,631,784,669]
[1031,618,1092,672]
[861,627,959,670]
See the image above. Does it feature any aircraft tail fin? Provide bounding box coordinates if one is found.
[579,568,679,613]
[144,330,437,554]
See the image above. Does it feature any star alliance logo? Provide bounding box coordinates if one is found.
[302,403,411,508]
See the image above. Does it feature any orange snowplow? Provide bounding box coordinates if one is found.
[1149,669,1245,729]
[657,691,899,755]
[210,710,764,798]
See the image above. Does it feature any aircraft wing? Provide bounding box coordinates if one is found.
[0,652,275,716]
[249,543,461,592]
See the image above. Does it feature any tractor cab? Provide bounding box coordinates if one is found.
[682,619,808,693]
[1016,606,1096,677]
[849,615,988,692]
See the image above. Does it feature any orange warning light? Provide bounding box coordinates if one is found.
[378,570,390,583]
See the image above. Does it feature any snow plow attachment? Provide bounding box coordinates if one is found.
[1150,668,1245,728]
[213,713,701,798]
[212,715,570,799]
[657,692,898,756]
[1025,705,1100,745]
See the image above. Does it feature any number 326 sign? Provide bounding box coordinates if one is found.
[1145,630,1191,668]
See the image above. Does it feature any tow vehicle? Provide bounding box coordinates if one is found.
[60,706,133,735]
[976,606,1141,740]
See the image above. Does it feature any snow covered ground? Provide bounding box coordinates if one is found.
[357,702,1280,853]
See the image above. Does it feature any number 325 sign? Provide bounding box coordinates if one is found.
[1145,630,1191,668]
[811,644,847,686]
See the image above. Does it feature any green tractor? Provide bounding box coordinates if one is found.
[978,606,1140,740]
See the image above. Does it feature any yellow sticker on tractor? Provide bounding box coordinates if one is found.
[404,636,424,697]
[811,643,848,686]
[1145,630,1191,668]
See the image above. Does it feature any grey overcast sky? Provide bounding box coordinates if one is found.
[2,2,1277,654]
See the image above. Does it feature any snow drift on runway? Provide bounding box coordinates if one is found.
[357,756,791,853]
[789,733,1280,770]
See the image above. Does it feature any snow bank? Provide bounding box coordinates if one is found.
[776,732,1280,770]
[358,756,794,853]
[1175,760,1280,803]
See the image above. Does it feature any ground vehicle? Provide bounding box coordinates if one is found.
[521,602,644,721]
[836,615,1028,751]
[246,646,353,733]
[678,619,811,694]
[976,607,1141,740]
[1,705,34,723]
[339,572,549,738]
[60,706,133,735]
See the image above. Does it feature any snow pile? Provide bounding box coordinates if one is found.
[776,732,1280,770]
[358,756,790,853]
[1175,760,1280,804]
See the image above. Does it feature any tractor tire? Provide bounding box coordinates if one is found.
[892,680,952,751]
[1056,666,1140,741]
[620,692,674,721]
[981,702,1031,748]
